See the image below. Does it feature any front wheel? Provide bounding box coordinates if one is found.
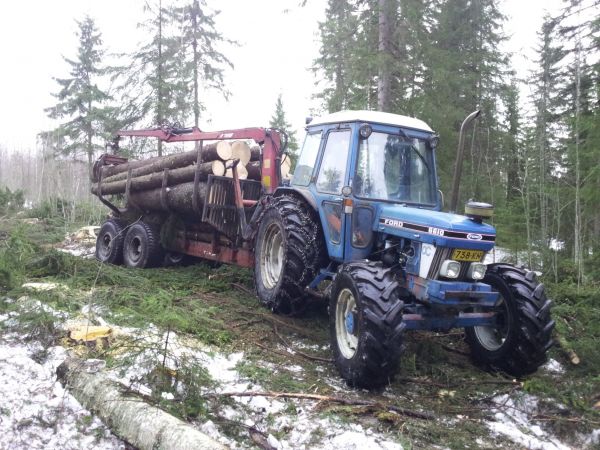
[465,263,554,376]
[329,262,405,389]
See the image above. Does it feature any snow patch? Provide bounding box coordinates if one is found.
[0,338,124,449]
[486,393,571,450]
[584,429,600,446]
[543,358,565,374]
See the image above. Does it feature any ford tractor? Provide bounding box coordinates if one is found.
[93,110,555,388]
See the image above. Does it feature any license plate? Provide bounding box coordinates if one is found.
[451,249,484,262]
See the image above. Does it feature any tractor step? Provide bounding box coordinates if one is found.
[403,312,496,331]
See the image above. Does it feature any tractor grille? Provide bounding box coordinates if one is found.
[427,247,484,281]
[202,176,262,239]
[427,247,452,279]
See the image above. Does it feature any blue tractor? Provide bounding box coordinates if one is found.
[253,110,554,388]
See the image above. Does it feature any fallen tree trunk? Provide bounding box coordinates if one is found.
[210,391,434,420]
[57,357,226,450]
[92,161,224,195]
[128,182,208,214]
[100,142,232,180]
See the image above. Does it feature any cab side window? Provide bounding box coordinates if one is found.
[316,130,351,194]
[292,132,322,186]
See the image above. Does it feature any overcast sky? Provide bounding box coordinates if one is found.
[0,0,562,151]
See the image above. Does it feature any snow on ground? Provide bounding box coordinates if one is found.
[0,333,124,449]
[1,279,589,450]
[95,320,406,449]
[543,358,566,375]
[485,393,571,450]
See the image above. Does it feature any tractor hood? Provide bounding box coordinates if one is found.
[376,205,496,251]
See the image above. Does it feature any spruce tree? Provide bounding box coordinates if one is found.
[116,0,182,156]
[116,0,233,157]
[269,94,298,165]
[44,16,113,167]
[314,0,362,111]
[175,0,233,127]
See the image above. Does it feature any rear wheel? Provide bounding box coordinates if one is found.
[95,219,125,265]
[465,263,554,376]
[254,195,325,315]
[163,251,189,267]
[329,262,405,389]
[123,222,164,269]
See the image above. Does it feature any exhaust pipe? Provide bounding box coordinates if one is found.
[449,110,481,213]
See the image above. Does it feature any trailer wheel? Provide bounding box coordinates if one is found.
[123,222,164,269]
[163,251,188,267]
[95,219,126,265]
[465,263,554,376]
[329,262,405,388]
[254,195,325,315]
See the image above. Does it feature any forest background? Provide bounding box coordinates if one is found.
[0,0,598,296]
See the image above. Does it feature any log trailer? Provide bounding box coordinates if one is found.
[92,111,554,387]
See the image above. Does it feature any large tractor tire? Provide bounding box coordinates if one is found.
[96,218,126,265]
[329,262,405,389]
[123,222,164,269]
[254,195,326,315]
[465,263,554,376]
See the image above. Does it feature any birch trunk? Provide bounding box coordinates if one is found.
[57,357,225,450]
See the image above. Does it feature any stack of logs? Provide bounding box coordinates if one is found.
[90,140,292,215]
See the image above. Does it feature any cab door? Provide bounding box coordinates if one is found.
[313,127,353,261]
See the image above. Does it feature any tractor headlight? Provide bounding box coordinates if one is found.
[439,260,461,279]
[468,263,487,281]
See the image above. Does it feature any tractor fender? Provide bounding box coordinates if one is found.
[273,186,317,211]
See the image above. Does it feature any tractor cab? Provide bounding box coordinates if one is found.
[291,111,444,261]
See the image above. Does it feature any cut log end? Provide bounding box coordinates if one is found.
[215,141,233,161]
[212,160,225,177]
[225,164,248,180]
[231,141,251,165]
[281,154,292,179]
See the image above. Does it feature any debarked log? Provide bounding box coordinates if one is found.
[128,182,208,214]
[57,357,227,450]
[92,161,224,195]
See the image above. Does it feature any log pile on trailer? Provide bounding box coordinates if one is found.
[91,125,288,270]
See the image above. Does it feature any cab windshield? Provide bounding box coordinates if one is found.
[354,131,436,205]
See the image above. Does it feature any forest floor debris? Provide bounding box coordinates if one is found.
[0,216,598,449]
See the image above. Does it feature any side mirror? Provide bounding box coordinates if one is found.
[437,189,444,209]
[428,134,440,149]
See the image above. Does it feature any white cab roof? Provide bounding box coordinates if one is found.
[309,110,433,132]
